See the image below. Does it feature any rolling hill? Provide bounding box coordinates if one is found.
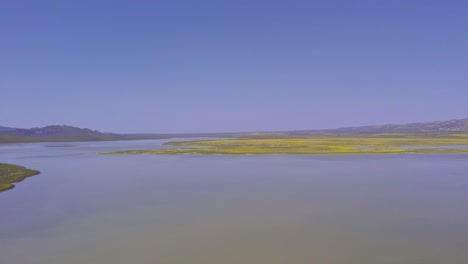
[12,125,107,138]
[0,125,122,143]
[0,125,198,143]
[319,118,468,134]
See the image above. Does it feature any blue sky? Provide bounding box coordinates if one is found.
[1,1,467,133]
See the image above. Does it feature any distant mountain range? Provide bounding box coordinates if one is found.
[0,125,120,143]
[1,118,468,143]
[13,125,107,138]
[318,118,468,134]
[0,125,204,144]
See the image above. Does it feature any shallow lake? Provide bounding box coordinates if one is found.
[1,139,467,264]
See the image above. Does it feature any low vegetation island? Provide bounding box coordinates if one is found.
[101,134,468,155]
[0,163,40,192]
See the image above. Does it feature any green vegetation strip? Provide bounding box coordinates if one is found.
[0,163,40,192]
[100,134,468,155]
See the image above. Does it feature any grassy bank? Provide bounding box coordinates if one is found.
[0,163,40,192]
[100,134,468,155]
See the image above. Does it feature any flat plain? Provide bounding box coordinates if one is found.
[101,133,468,155]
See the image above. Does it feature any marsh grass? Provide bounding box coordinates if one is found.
[0,163,40,192]
[101,134,468,155]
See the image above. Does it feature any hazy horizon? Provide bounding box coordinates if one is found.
[2,1,467,133]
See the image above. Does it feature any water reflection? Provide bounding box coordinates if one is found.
[0,140,467,264]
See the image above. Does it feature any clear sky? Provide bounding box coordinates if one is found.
[1,1,467,133]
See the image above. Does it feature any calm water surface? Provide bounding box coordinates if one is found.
[1,140,467,264]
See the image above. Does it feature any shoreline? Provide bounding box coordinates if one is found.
[0,163,40,192]
[99,136,468,156]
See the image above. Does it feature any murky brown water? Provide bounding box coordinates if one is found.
[1,140,467,264]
